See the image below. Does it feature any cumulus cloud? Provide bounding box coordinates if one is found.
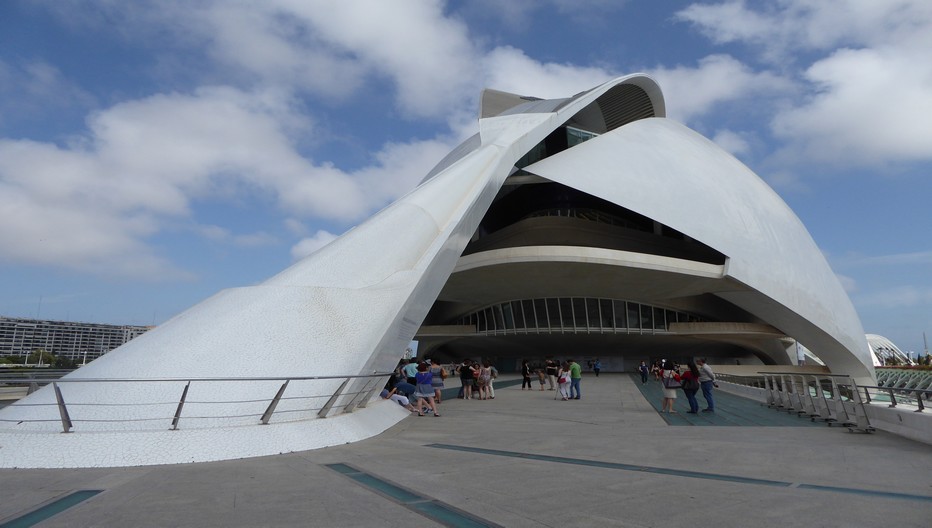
[291,230,339,260]
[0,85,458,278]
[677,1,932,165]
[648,54,792,123]
[711,129,752,156]
[676,1,932,59]
[482,47,616,99]
[771,47,932,164]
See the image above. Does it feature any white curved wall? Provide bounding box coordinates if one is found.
[523,118,873,382]
[1,74,867,467]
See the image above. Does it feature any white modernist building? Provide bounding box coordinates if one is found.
[0,75,874,468]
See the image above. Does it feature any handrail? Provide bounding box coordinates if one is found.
[0,373,390,384]
[0,372,393,433]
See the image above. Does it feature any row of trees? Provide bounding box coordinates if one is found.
[0,349,80,369]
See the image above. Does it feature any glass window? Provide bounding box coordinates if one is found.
[666,310,678,327]
[587,299,601,330]
[493,305,505,332]
[627,303,640,330]
[614,300,627,329]
[571,299,586,329]
[653,307,666,330]
[477,310,487,332]
[600,299,614,329]
[534,299,549,330]
[548,298,563,329]
[523,300,537,329]
[641,305,654,331]
[502,303,515,330]
[512,301,525,329]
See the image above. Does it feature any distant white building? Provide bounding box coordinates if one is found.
[866,334,913,366]
[0,316,151,362]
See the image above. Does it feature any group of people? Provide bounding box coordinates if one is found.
[650,358,717,414]
[521,359,583,400]
[382,358,448,417]
[385,356,716,415]
[454,358,498,400]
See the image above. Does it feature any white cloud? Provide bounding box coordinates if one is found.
[711,129,751,156]
[771,47,932,164]
[677,1,932,165]
[0,85,458,278]
[648,55,792,123]
[676,1,932,60]
[482,47,615,99]
[291,230,338,260]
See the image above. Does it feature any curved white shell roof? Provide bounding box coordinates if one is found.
[0,75,872,468]
[524,118,873,381]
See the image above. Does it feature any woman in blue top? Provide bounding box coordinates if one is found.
[414,362,441,417]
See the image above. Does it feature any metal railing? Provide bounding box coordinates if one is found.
[717,372,877,433]
[0,372,391,433]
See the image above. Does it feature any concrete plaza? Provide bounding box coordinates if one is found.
[1,373,929,527]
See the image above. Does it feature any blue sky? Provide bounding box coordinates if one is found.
[1,1,930,355]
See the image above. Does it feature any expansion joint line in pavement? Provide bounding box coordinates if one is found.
[426,444,932,504]
[325,463,503,528]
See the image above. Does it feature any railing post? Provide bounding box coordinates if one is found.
[260,380,289,425]
[52,382,73,433]
[171,381,191,431]
[355,381,383,410]
[344,378,378,413]
[318,378,349,418]
[886,387,897,408]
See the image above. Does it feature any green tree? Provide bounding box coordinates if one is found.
[27,348,55,366]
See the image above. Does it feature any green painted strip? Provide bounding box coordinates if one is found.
[628,373,822,427]
[325,463,503,527]
[0,490,102,528]
[427,443,787,487]
[426,444,932,503]
[796,484,932,503]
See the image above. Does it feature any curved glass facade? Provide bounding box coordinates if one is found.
[456,297,705,336]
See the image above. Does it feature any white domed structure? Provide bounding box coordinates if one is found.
[0,75,873,468]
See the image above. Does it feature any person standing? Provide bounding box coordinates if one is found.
[593,358,601,377]
[488,363,498,399]
[414,362,440,417]
[680,360,701,413]
[545,359,557,390]
[696,358,717,413]
[428,359,445,405]
[638,361,649,384]
[568,359,582,399]
[477,360,493,400]
[557,361,572,400]
[660,359,680,413]
[458,359,475,400]
[521,360,533,390]
[403,358,419,385]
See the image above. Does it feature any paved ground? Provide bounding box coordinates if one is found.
[1,373,930,527]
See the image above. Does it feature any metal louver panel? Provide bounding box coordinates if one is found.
[597,84,655,131]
